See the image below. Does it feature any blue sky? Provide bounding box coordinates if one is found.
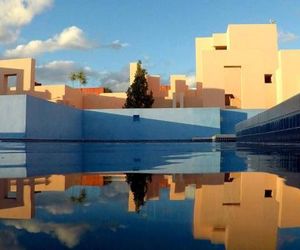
[0,0,300,90]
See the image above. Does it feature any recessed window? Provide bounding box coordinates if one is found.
[215,46,227,50]
[264,189,272,198]
[5,191,17,199]
[133,115,140,122]
[7,75,17,88]
[264,74,272,84]
[225,94,234,106]
[224,173,234,182]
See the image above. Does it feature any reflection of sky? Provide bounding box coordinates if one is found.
[0,182,225,250]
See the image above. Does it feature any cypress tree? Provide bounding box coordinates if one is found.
[124,61,154,108]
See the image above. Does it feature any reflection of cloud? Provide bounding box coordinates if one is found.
[100,220,127,232]
[0,230,23,250]
[39,203,74,215]
[4,220,90,248]
[101,182,129,198]
[37,193,74,215]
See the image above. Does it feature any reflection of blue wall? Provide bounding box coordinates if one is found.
[221,109,264,134]
[83,108,220,141]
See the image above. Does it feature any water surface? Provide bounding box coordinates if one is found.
[0,142,300,249]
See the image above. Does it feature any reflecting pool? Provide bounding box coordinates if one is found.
[0,142,300,249]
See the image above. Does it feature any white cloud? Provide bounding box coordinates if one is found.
[36,60,130,91]
[0,0,53,43]
[4,26,95,58]
[278,30,299,43]
[4,220,90,248]
[104,40,129,49]
[186,74,196,88]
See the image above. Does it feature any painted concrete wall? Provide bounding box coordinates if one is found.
[83,108,221,141]
[26,95,82,140]
[0,95,26,138]
[0,95,262,141]
[221,109,264,134]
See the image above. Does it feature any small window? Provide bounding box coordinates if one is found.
[133,115,140,122]
[5,191,17,199]
[7,75,17,88]
[264,74,272,84]
[224,173,234,182]
[215,46,227,50]
[264,189,272,198]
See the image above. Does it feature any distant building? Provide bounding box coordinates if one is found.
[1,24,300,110]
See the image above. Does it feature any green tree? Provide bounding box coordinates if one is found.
[124,61,154,108]
[69,70,88,88]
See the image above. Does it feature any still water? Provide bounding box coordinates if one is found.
[0,142,300,249]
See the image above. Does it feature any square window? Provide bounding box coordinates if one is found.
[264,189,272,198]
[264,74,272,84]
[133,115,140,122]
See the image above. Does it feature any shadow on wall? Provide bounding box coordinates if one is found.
[83,110,220,141]
[221,109,264,134]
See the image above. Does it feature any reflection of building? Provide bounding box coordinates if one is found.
[127,173,300,250]
[4,171,300,250]
[0,173,109,219]
[2,24,300,110]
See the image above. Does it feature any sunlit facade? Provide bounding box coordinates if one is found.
[1,24,300,110]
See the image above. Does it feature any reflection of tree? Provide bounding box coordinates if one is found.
[70,189,87,204]
[126,174,152,213]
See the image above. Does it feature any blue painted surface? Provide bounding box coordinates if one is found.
[26,95,82,140]
[0,95,26,138]
[83,108,220,141]
[221,109,264,134]
[0,95,263,141]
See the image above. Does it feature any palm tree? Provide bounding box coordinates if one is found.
[69,70,88,88]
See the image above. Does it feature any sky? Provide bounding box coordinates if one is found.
[0,0,300,90]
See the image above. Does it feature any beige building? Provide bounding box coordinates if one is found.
[1,24,300,109]
[196,24,300,109]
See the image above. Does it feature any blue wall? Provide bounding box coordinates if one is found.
[221,109,264,134]
[0,95,26,139]
[0,95,264,141]
[26,95,82,140]
[83,108,220,141]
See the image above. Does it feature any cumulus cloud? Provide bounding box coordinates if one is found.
[4,220,90,248]
[0,0,53,43]
[4,26,95,58]
[36,60,130,91]
[278,30,299,43]
[98,66,130,91]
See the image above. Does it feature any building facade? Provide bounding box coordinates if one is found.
[1,24,300,110]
